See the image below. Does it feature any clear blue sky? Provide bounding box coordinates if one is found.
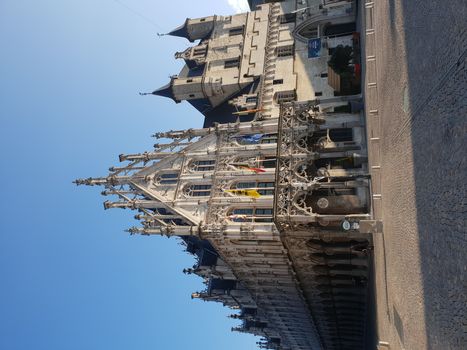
[0,1,259,349]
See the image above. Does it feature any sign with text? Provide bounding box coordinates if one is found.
[308,38,322,58]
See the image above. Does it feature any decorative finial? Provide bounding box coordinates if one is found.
[125,227,140,235]
[139,92,152,96]
[73,178,93,186]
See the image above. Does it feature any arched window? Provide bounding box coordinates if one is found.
[155,172,179,185]
[191,160,216,172]
[229,208,274,222]
[233,181,274,196]
[185,184,212,197]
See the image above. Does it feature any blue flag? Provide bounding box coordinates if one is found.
[239,134,263,143]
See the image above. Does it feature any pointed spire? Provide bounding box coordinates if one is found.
[151,82,177,101]
[167,19,193,42]
[141,81,178,102]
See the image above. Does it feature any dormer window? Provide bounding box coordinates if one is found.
[276,45,295,57]
[224,58,240,69]
[229,27,244,36]
[193,47,207,58]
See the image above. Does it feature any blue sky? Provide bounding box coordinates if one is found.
[0,1,258,349]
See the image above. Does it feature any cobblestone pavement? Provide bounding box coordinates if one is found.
[362,1,467,349]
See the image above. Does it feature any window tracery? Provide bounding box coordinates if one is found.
[231,156,276,170]
[184,184,212,197]
[155,172,179,185]
[190,159,216,172]
[233,181,275,196]
[228,208,273,223]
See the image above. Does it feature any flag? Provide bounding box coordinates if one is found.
[224,189,262,198]
[227,214,249,220]
[237,134,263,143]
[237,165,266,173]
[232,108,264,116]
[227,163,267,173]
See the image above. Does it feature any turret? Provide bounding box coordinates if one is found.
[167,16,216,42]
[142,79,178,102]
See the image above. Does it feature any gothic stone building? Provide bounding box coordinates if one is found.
[76,1,374,349]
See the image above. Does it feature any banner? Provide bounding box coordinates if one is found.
[237,165,266,173]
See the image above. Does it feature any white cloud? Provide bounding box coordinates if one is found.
[226,0,250,13]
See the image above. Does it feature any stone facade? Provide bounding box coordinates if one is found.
[76,1,373,349]
[149,0,358,125]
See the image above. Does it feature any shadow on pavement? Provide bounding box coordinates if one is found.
[400,1,466,348]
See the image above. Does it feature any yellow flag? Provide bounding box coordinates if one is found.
[224,189,261,198]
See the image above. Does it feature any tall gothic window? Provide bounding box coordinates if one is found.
[229,208,273,222]
[153,208,188,226]
[260,134,278,144]
[185,184,212,197]
[155,172,179,185]
[232,156,276,169]
[192,160,216,172]
[261,156,277,168]
[233,182,275,196]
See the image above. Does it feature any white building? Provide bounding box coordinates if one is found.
[77,1,374,349]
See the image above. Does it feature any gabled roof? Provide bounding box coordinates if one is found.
[202,79,260,127]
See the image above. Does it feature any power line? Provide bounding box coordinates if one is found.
[111,0,166,32]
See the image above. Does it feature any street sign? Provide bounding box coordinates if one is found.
[308,38,321,58]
